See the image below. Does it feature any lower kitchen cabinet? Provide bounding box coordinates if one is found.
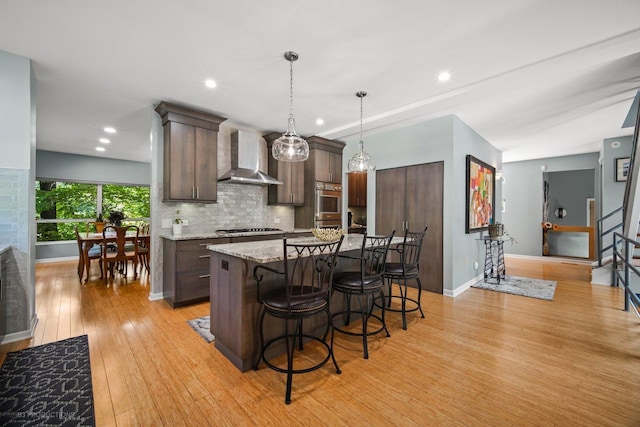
[163,237,230,308]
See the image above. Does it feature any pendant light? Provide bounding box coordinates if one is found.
[348,91,375,173]
[271,51,309,162]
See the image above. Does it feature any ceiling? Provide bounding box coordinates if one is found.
[1,0,639,164]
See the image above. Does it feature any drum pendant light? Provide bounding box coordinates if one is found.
[271,51,309,162]
[348,91,375,172]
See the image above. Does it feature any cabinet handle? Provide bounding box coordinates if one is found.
[192,187,196,199]
[196,187,200,199]
[198,243,213,246]
[198,274,211,279]
[199,254,211,259]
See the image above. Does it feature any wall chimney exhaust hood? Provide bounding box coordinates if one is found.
[218,131,283,185]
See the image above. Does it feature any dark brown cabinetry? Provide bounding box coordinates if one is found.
[294,136,346,228]
[264,133,305,205]
[314,148,342,183]
[376,162,444,294]
[155,102,226,202]
[163,237,230,308]
[348,172,367,207]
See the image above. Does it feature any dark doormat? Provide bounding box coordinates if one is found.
[0,335,96,426]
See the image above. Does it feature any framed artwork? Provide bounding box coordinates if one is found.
[615,157,630,182]
[466,155,496,233]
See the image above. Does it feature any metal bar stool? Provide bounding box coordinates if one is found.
[253,236,344,404]
[332,231,395,359]
[382,227,427,330]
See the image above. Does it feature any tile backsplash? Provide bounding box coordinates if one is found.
[158,182,295,233]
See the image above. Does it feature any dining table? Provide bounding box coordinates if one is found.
[78,231,149,282]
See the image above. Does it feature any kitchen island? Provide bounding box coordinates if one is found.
[208,234,401,372]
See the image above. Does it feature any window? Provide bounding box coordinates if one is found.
[35,180,150,242]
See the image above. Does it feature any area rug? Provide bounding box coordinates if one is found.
[187,316,215,343]
[0,335,95,426]
[472,276,557,301]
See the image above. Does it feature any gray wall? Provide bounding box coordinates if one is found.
[502,153,600,256]
[342,114,502,295]
[35,150,151,260]
[36,150,150,185]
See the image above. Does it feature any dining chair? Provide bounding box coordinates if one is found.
[253,235,344,404]
[331,231,395,359]
[137,224,150,274]
[382,227,428,330]
[102,225,139,283]
[75,226,102,282]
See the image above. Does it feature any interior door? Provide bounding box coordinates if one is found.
[376,167,406,235]
[406,162,444,294]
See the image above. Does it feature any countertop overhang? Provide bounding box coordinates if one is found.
[207,234,403,264]
[159,228,310,241]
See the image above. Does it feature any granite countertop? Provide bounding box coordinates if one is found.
[207,234,403,264]
[159,228,311,241]
[0,244,10,255]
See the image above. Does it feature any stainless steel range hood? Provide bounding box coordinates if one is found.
[218,131,282,185]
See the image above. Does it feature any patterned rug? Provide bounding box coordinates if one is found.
[187,316,215,343]
[472,276,557,301]
[0,335,95,426]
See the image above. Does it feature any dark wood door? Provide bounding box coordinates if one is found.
[406,162,443,294]
[376,167,406,237]
[348,172,367,207]
[376,162,444,294]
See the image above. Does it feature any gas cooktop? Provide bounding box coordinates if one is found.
[216,227,282,234]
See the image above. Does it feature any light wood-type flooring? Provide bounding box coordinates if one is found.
[1,257,639,426]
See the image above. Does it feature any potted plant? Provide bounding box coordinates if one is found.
[95,212,106,233]
[108,210,125,227]
[173,210,183,235]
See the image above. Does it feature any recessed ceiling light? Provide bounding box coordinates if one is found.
[205,79,217,89]
[95,147,106,152]
[316,118,324,126]
[438,71,451,82]
[104,127,116,134]
[99,138,110,144]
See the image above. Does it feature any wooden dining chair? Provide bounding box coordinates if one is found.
[137,223,150,274]
[102,225,139,283]
[75,226,102,282]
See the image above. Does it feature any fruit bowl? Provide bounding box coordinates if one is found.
[311,228,345,242]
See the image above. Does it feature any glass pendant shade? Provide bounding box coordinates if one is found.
[348,91,375,172]
[272,51,309,162]
[348,140,376,172]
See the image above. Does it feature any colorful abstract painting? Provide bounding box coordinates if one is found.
[466,155,495,233]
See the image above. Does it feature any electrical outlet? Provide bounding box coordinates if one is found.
[274,218,280,224]
[162,219,172,228]
[182,219,189,226]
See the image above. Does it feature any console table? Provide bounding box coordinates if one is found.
[480,236,509,283]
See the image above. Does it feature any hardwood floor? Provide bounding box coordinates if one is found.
[1,257,639,426]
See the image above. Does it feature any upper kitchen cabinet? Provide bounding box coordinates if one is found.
[311,138,343,184]
[264,132,305,205]
[348,172,367,207]
[155,101,226,202]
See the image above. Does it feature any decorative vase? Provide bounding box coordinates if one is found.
[542,231,550,256]
[95,221,106,233]
[172,223,183,235]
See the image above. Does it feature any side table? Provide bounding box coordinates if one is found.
[479,236,508,283]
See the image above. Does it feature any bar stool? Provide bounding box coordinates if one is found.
[383,227,427,330]
[332,232,395,359]
[253,236,344,404]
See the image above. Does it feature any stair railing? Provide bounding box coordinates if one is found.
[597,206,623,267]
[612,231,640,318]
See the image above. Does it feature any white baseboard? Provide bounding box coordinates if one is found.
[444,274,482,298]
[35,256,76,263]
[0,315,38,344]
[148,292,164,301]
